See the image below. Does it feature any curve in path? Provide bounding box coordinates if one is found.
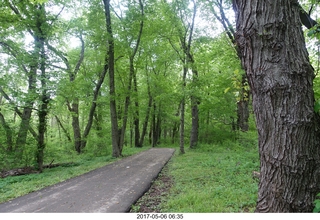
[0,148,175,213]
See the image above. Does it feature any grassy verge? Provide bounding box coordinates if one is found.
[158,134,259,212]
[0,146,148,204]
[131,133,259,213]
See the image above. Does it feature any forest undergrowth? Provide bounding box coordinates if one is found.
[0,146,148,204]
[132,132,259,213]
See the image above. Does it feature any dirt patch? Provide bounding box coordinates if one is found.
[130,165,173,213]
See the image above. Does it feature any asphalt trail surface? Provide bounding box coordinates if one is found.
[0,148,175,213]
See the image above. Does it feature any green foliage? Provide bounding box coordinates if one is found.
[314,193,320,213]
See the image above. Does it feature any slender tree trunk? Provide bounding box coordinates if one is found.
[37,35,49,172]
[103,0,120,157]
[54,115,72,142]
[211,0,250,132]
[172,104,180,144]
[119,57,134,150]
[156,108,161,144]
[0,95,13,150]
[189,95,199,148]
[152,102,157,148]
[68,100,81,153]
[233,0,320,212]
[179,97,185,154]
[119,0,144,151]
[15,52,38,154]
[133,70,140,147]
[80,63,107,150]
[0,87,38,141]
[0,111,13,151]
[236,74,249,131]
[139,75,152,147]
[189,53,200,148]
[179,65,187,154]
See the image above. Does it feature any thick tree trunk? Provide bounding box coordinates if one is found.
[233,0,320,212]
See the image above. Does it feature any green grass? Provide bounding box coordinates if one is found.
[161,135,259,213]
[0,134,259,212]
[0,146,148,204]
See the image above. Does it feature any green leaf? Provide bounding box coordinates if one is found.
[308,30,316,37]
[224,87,230,94]
[314,100,320,112]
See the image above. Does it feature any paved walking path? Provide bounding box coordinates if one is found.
[0,148,175,213]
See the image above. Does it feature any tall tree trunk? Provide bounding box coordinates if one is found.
[37,34,49,172]
[152,102,161,147]
[94,108,104,150]
[0,111,13,151]
[0,87,38,141]
[233,0,320,212]
[236,74,249,131]
[0,95,13,151]
[119,0,144,151]
[139,72,152,147]
[152,102,157,148]
[103,0,120,157]
[189,52,200,148]
[133,70,140,147]
[179,97,186,154]
[210,0,250,132]
[190,95,199,148]
[68,100,81,153]
[80,62,107,150]
[119,57,134,150]
[179,65,187,154]
[15,43,38,154]
[54,115,72,142]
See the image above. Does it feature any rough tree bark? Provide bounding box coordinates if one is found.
[233,0,320,212]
